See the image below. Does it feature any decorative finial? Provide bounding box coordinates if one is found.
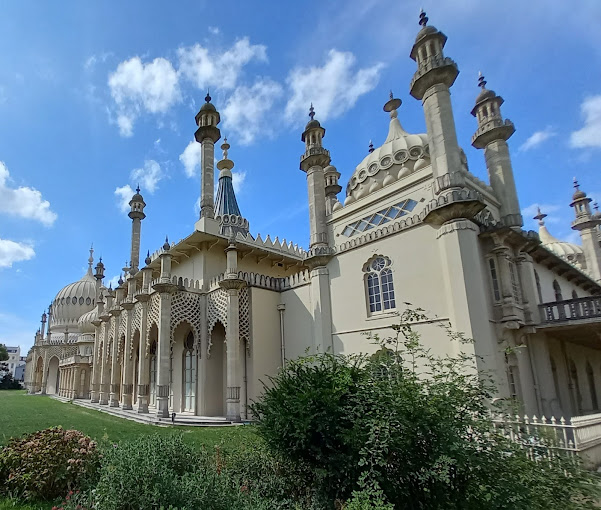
[163,236,170,251]
[221,137,230,159]
[205,89,211,103]
[533,206,547,225]
[309,103,315,120]
[88,245,94,269]
[389,90,393,100]
[136,184,140,194]
[477,72,487,89]
[145,250,151,266]
[573,177,580,190]
[118,274,124,286]
[595,202,600,212]
[368,140,374,153]
[419,9,428,27]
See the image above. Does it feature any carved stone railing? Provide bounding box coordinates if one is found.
[539,296,601,324]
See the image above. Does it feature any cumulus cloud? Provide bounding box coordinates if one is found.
[108,57,181,136]
[131,160,163,193]
[570,95,601,149]
[179,140,201,178]
[232,170,246,194]
[519,127,556,151]
[285,49,384,122]
[0,239,34,268]
[115,184,134,213]
[0,161,57,226]
[177,38,267,91]
[222,79,283,144]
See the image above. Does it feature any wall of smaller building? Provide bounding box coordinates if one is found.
[280,283,313,360]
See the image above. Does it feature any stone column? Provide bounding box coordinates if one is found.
[154,290,173,418]
[99,317,111,405]
[309,266,333,354]
[121,302,135,410]
[109,314,122,407]
[219,278,245,422]
[515,252,541,324]
[74,366,81,399]
[197,293,208,416]
[41,352,48,395]
[90,320,102,402]
[137,298,150,413]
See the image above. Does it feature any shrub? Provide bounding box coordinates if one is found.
[251,309,601,509]
[0,427,99,501]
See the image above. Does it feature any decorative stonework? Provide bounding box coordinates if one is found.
[170,291,202,348]
[436,218,480,239]
[240,286,251,356]
[147,293,160,338]
[207,288,227,356]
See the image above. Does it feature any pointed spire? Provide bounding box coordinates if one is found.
[88,244,94,271]
[205,89,211,103]
[477,71,487,89]
[533,207,547,225]
[136,184,140,194]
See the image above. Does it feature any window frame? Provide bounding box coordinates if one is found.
[363,255,396,316]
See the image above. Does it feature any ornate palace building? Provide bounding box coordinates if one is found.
[25,13,601,430]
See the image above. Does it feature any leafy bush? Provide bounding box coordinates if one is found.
[93,434,270,510]
[251,309,601,509]
[0,427,99,501]
[0,373,22,390]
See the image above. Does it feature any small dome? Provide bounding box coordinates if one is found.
[78,308,98,334]
[475,87,496,104]
[346,108,429,202]
[573,189,586,200]
[415,24,438,42]
[200,101,216,112]
[305,118,321,131]
[50,269,96,332]
[539,224,585,268]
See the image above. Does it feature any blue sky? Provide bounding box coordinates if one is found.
[1,0,600,353]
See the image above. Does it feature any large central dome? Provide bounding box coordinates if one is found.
[345,98,430,206]
[50,251,97,332]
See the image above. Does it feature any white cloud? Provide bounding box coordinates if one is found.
[208,26,220,35]
[285,49,384,122]
[108,56,181,136]
[232,171,246,194]
[519,127,556,151]
[222,79,283,144]
[0,239,34,268]
[106,274,120,289]
[0,161,57,226]
[179,140,201,178]
[114,184,134,213]
[570,95,601,149]
[131,160,163,193]
[177,37,267,91]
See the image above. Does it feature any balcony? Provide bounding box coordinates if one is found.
[537,296,601,346]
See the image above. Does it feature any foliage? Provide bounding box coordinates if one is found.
[93,434,271,510]
[0,427,99,502]
[251,308,601,509]
[0,373,22,390]
[0,345,8,362]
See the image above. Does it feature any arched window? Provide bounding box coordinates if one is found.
[183,332,195,412]
[553,280,563,302]
[586,362,598,411]
[534,269,543,303]
[364,256,395,314]
[149,340,157,407]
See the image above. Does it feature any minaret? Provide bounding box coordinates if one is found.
[195,92,221,220]
[40,311,47,340]
[324,164,342,215]
[570,179,601,281]
[128,187,146,272]
[214,138,249,236]
[471,74,522,227]
[409,10,463,195]
[300,104,331,250]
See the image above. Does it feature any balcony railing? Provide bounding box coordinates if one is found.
[539,296,601,324]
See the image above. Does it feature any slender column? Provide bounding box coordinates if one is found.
[514,335,538,415]
[121,302,135,410]
[154,292,172,418]
[109,314,122,407]
[309,266,333,354]
[40,353,48,394]
[90,321,102,402]
[137,299,150,413]
[515,253,540,324]
[99,317,110,405]
[220,279,245,421]
[197,293,208,416]
[74,366,81,399]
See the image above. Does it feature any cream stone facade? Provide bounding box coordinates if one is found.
[25,14,601,433]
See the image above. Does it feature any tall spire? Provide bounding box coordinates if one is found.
[87,244,94,274]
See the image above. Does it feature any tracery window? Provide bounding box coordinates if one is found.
[183,332,195,412]
[364,256,395,314]
[553,280,563,302]
[342,199,417,237]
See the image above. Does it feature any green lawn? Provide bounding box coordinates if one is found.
[0,390,254,447]
[0,390,256,509]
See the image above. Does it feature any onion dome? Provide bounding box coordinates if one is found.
[50,249,97,332]
[345,93,429,205]
[572,179,587,201]
[414,10,438,42]
[304,103,321,131]
[200,91,217,112]
[474,73,495,105]
[77,307,98,334]
[534,208,585,268]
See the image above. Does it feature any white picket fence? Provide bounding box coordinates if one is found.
[491,412,601,465]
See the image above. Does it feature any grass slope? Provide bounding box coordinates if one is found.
[0,391,253,447]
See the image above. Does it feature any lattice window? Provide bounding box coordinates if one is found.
[240,286,251,356]
[132,303,142,332]
[170,291,202,354]
[147,293,160,338]
[342,199,417,237]
[118,315,127,342]
[207,288,228,356]
[363,256,396,314]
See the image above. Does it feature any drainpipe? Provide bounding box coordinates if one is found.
[277,304,286,368]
